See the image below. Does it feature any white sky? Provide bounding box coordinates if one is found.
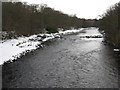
[20,0,120,19]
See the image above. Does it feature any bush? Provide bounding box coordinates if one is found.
[1,31,18,40]
[99,2,120,47]
[46,27,58,34]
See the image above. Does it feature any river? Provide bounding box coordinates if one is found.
[2,27,119,88]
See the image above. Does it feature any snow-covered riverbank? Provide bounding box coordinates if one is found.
[0,28,84,65]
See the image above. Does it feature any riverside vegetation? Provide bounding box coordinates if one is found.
[99,2,120,48]
[2,2,96,36]
[2,1,120,48]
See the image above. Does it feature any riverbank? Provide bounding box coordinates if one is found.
[0,28,85,65]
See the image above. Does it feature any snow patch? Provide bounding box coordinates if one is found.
[113,49,120,52]
[0,28,84,65]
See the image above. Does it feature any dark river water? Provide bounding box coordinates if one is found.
[2,27,120,88]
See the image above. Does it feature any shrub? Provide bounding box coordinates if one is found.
[46,27,58,34]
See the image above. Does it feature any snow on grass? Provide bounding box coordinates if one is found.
[0,36,41,65]
[0,28,84,65]
[59,28,84,35]
[113,49,120,52]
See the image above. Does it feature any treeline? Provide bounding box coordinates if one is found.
[2,2,96,35]
[99,2,120,47]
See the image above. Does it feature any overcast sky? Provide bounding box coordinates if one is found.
[20,0,120,19]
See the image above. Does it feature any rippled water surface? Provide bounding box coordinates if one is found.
[2,27,119,88]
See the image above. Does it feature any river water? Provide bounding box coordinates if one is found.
[2,27,119,88]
